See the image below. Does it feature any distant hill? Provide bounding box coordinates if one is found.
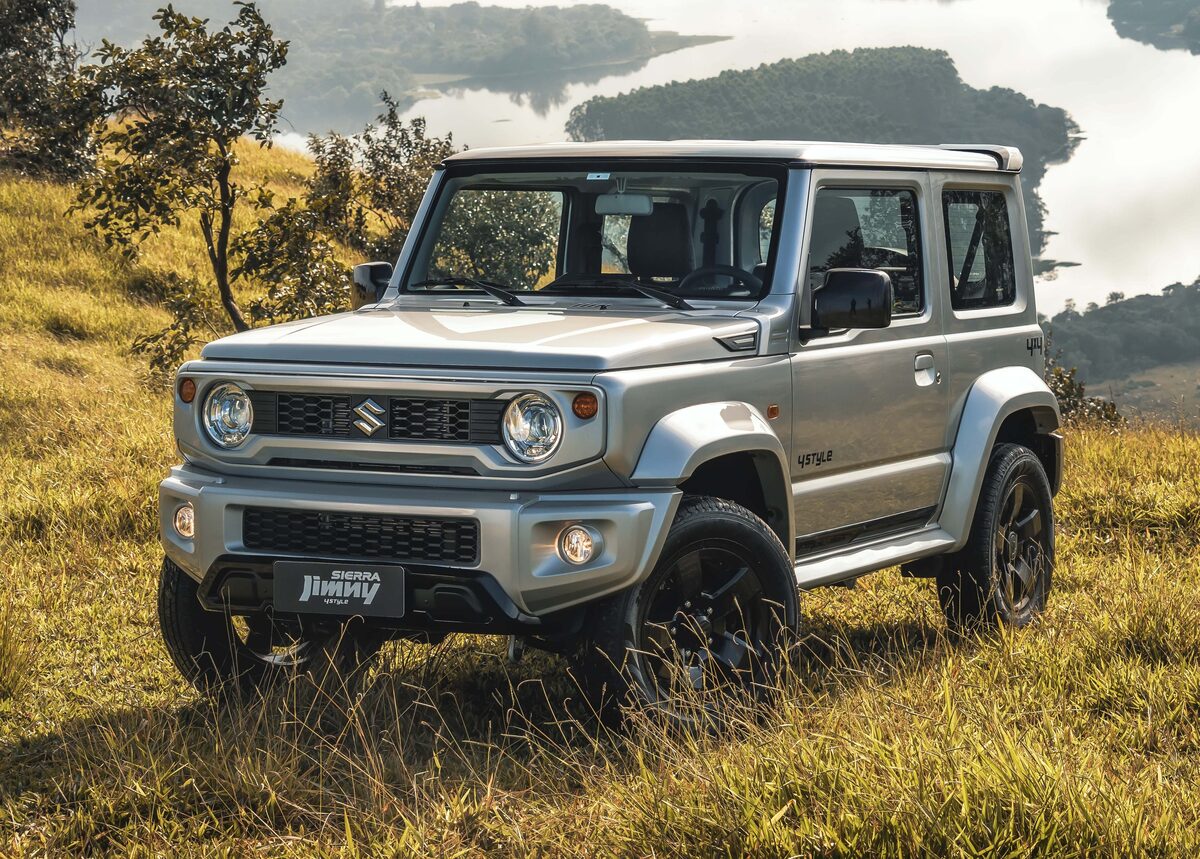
[1044,281,1200,382]
[565,46,1078,261]
[1107,0,1200,53]
[73,1,720,132]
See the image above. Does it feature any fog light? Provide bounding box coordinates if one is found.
[173,503,195,539]
[559,525,597,565]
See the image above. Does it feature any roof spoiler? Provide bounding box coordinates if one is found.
[938,144,1023,172]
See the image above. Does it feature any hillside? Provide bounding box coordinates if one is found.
[74,1,722,132]
[1044,281,1200,381]
[4,149,1200,853]
[565,46,1078,262]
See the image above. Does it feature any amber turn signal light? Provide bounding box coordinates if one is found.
[572,392,598,419]
[178,377,196,403]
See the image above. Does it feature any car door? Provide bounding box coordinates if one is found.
[789,171,950,552]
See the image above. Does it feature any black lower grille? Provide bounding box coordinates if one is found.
[242,507,480,565]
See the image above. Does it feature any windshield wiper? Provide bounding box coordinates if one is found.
[553,277,694,310]
[411,276,527,306]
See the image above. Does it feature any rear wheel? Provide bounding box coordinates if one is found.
[577,496,799,723]
[937,443,1054,629]
[157,558,382,694]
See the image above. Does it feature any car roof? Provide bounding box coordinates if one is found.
[442,140,1022,172]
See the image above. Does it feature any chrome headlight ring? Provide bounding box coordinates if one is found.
[203,382,253,449]
[502,393,562,463]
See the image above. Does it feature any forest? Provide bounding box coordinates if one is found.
[74,1,702,130]
[1044,280,1200,382]
[566,47,1077,260]
[1107,0,1200,53]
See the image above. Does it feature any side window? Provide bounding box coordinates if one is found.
[942,190,1016,310]
[758,198,776,262]
[809,188,924,315]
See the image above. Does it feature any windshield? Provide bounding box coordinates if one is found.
[402,164,784,303]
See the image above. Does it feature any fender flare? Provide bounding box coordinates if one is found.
[943,366,1061,550]
[631,401,795,554]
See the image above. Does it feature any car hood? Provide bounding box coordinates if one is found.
[199,304,758,371]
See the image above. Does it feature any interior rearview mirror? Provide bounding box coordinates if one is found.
[812,268,893,330]
[595,193,654,216]
[351,261,394,310]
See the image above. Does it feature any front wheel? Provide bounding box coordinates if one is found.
[157,558,382,694]
[937,443,1055,630]
[576,496,799,723]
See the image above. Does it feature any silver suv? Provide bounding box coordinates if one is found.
[158,141,1062,712]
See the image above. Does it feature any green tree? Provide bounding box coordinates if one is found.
[75,3,287,332]
[0,0,99,177]
[0,0,76,121]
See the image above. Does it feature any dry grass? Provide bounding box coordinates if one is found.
[2,151,1200,856]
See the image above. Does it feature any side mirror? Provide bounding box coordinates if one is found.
[812,268,893,330]
[351,261,394,310]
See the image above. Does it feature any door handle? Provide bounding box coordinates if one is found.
[914,352,942,386]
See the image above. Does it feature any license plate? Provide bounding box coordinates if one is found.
[273,561,405,617]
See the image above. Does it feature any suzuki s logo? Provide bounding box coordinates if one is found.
[353,398,386,436]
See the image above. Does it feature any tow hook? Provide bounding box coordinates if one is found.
[507,635,526,664]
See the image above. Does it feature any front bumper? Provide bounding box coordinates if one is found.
[159,464,680,619]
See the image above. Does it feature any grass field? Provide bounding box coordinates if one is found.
[3,153,1200,856]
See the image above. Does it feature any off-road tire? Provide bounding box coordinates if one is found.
[575,495,800,723]
[937,443,1055,630]
[158,558,381,694]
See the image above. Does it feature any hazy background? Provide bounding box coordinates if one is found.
[72,0,1200,401]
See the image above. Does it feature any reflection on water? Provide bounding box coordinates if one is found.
[380,0,1200,314]
[431,58,654,117]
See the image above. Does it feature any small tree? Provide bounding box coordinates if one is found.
[307,93,456,260]
[76,3,287,332]
[234,194,348,325]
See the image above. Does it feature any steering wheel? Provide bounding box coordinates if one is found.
[678,265,764,294]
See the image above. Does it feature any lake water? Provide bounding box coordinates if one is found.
[313,0,1199,314]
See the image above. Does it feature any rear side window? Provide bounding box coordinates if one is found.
[942,190,1016,310]
[808,188,924,315]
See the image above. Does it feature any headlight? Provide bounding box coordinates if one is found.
[203,382,253,448]
[502,393,562,463]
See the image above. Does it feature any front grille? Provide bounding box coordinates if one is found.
[391,398,471,441]
[248,392,505,444]
[391,398,506,444]
[242,507,480,565]
[277,394,352,436]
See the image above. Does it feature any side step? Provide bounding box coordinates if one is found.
[794,527,956,590]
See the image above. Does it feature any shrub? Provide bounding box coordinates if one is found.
[1044,329,1122,426]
